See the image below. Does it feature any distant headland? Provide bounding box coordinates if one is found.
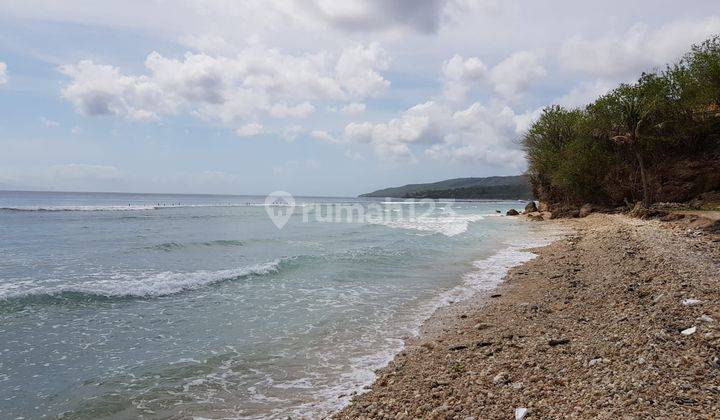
[359,175,533,200]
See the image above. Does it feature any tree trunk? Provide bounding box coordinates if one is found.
[635,151,651,208]
[632,121,651,208]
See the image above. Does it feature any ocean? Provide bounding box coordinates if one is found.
[0,190,557,419]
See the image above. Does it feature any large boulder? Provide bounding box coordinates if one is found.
[506,209,520,216]
[524,201,538,213]
[578,203,593,218]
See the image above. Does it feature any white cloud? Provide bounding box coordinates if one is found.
[441,54,487,100]
[342,101,445,162]
[268,102,315,118]
[560,17,720,78]
[512,107,543,134]
[280,124,303,142]
[236,123,263,136]
[489,51,546,101]
[59,60,168,121]
[71,125,83,134]
[344,149,365,160]
[339,98,529,169]
[440,101,528,168]
[40,117,60,127]
[310,130,342,144]
[340,102,366,115]
[0,62,7,85]
[554,80,615,109]
[336,42,390,98]
[60,43,389,130]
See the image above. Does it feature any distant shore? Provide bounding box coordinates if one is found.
[335,214,720,418]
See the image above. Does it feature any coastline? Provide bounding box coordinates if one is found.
[296,215,566,418]
[334,214,720,418]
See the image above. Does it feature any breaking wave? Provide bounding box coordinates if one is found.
[368,214,488,237]
[0,260,283,304]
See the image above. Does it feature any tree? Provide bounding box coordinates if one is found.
[588,73,671,208]
[682,35,720,110]
[522,35,720,211]
[522,106,586,204]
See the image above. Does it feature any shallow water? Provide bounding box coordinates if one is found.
[0,191,553,418]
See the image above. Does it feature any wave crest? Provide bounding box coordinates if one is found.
[0,260,283,305]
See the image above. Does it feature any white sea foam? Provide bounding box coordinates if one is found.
[0,260,282,300]
[296,224,568,418]
[368,213,488,236]
[452,228,567,299]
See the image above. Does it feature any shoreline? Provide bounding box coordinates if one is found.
[334,214,720,418]
[300,217,566,418]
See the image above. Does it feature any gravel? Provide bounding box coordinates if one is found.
[334,214,720,419]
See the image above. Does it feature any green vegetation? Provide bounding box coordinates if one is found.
[523,36,720,209]
[360,175,532,199]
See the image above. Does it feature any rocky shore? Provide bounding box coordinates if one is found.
[335,214,720,419]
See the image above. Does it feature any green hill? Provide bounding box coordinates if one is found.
[360,175,533,199]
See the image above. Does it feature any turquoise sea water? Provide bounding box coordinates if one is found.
[0,191,555,419]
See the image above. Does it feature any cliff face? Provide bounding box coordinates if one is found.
[653,157,720,203]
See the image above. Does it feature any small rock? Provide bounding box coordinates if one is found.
[524,201,538,213]
[506,209,519,216]
[588,358,603,367]
[549,338,570,346]
[515,407,529,420]
[682,298,702,306]
[681,326,697,335]
[492,372,510,385]
[698,314,714,323]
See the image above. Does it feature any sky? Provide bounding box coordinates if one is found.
[0,1,719,196]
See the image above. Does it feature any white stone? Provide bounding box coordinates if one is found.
[681,326,696,335]
[682,298,702,306]
[515,407,528,420]
[698,314,714,323]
